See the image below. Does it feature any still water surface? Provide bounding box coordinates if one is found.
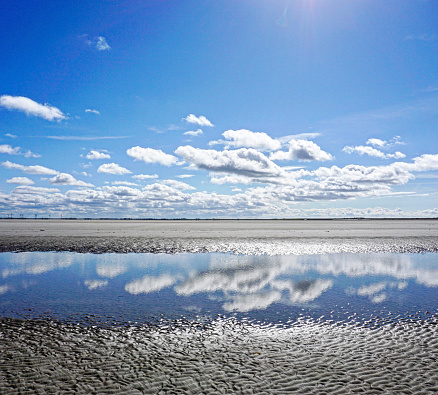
[1,252,438,393]
[1,252,437,325]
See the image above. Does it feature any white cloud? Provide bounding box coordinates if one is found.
[84,279,108,290]
[50,173,94,187]
[95,36,111,51]
[366,138,386,148]
[2,160,58,175]
[343,145,406,159]
[133,174,159,180]
[6,177,34,185]
[85,109,100,115]
[357,282,388,296]
[96,262,126,278]
[127,146,180,166]
[0,95,65,121]
[161,179,195,190]
[86,150,111,160]
[270,139,333,162]
[175,146,286,178]
[5,133,17,138]
[43,135,129,141]
[112,181,139,186]
[0,144,20,155]
[405,33,438,42]
[366,136,404,148]
[0,145,40,158]
[97,163,132,175]
[209,129,282,151]
[125,274,176,294]
[183,114,214,127]
[177,174,195,179]
[183,129,203,136]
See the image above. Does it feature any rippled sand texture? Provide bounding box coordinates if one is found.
[0,219,437,254]
[1,317,438,394]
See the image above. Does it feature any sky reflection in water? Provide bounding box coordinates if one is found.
[0,252,437,325]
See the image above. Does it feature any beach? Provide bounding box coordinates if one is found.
[1,219,438,393]
[1,218,437,254]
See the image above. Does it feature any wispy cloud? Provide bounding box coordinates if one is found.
[343,145,406,159]
[42,135,129,141]
[405,33,438,42]
[133,174,159,180]
[4,133,17,139]
[85,109,100,115]
[2,160,58,175]
[97,163,132,175]
[0,95,65,121]
[6,177,34,186]
[183,114,214,127]
[367,136,404,148]
[183,129,203,136]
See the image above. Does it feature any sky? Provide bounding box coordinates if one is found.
[1,0,438,219]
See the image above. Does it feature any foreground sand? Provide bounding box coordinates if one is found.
[0,219,437,254]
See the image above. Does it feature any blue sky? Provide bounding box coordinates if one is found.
[1,0,438,218]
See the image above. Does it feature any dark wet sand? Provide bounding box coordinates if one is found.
[0,219,437,254]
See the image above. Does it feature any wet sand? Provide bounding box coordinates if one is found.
[1,316,437,394]
[0,219,437,254]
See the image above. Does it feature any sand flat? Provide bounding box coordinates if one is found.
[0,219,437,254]
[1,218,437,238]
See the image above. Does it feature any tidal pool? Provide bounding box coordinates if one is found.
[1,252,438,393]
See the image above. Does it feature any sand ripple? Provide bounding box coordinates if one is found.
[1,315,438,393]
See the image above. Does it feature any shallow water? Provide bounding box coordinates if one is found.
[1,252,438,393]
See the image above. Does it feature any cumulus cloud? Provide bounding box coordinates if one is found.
[223,291,282,312]
[183,129,203,136]
[2,160,58,175]
[50,173,94,187]
[95,36,111,51]
[5,133,17,138]
[366,136,404,148]
[125,274,176,294]
[85,109,100,115]
[270,139,333,162]
[86,150,111,160]
[84,279,108,290]
[0,145,40,158]
[112,181,139,186]
[6,177,34,185]
[209,129,282,151]
[97,163,132,175]
[0,145,20,155]
[343,145,406,159]
[0,95,65,121]
[183,114,214,127]
[175,146,286,178]
[127,146,180,166]
[133,174,159,180]
[161,179,195,190]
